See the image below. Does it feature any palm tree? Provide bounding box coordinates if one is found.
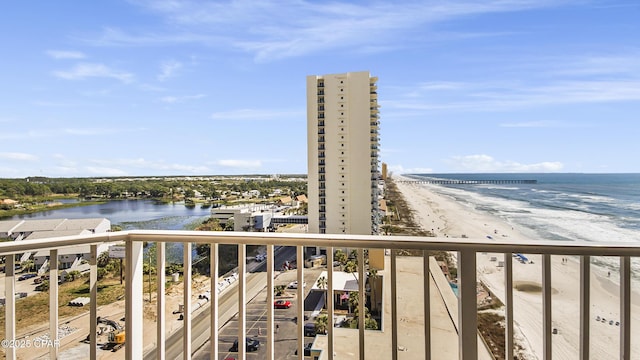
[21,259,35,273]
[348,291,359,314]
[343,260,357,274]
[367,269,380,314]
[314,313,328,335]
[317,275,327,289]
[349,306,378,330]
[334,249,347,270]
[316,276,328,309]
[274,285,285,296]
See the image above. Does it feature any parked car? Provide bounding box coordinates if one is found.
[295,343,313,356]
[18,273,37,281]
[304,322,326,336]
[34,276,46,284]
[287,281,306,289]
[304,323,317,337]
[198,291,211,301]
[273,300,292,309]
[230,338,260,352]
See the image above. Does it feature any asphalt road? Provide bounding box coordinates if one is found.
[143,246,298,360]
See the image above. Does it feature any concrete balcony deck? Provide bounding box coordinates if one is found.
[1,230,639,360]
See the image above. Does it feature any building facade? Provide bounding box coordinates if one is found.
[307,71,381,235]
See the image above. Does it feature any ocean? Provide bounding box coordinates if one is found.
[406,173,640,277]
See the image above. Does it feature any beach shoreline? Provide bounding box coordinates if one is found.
[393,175,640,359]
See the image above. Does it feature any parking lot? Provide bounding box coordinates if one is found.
[195,267,324,360]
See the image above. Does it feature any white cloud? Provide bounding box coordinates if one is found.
[215,159,262,169]
[386,78,640,114]
[389,164,433,174]
[157,60,183,81]
[90,0,565,61]
[89,158,211,174]
[81,27,217,47]
[0,152,38,161]
[160,94,206,104]
[53,63,134,83]
[64,128,111,136]
[86,167,129,176]
[211,108,303,120]
[448,154,563,172]
[46,50,86,59]
[499,121,596,128]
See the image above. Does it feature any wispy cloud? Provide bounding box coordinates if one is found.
[53,63,134,83]
[86,167,129,176]
[85,0,565,61]
[90,158,211,174]
[157,60,183,81]
[64,128,117,136]
[210,108,303,121]
[0,127,141,140]
[46,50,86,59]
[447,154,563,172]
[386,78,640,114]
[0,152,39,161]
[550,54,640,77]
[82,27,219,47]
[499,121,594,128]
[160,94,206,104]
[389,164,433,174]
[214,159,262,169]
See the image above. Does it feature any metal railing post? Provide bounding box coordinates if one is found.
[266,244,274,360]
[49,250,59,359]
[580,255,590,360]
[90,245,98,360]
[296,246,304,360]
[210,243,219,359]
[358,248,365,360]
[238,243,246,360]
[391,250,398,360]
[620,256,631,360]
[458,249,477,360]
[183,242,192,359]
[125,240,144,360]
[504,253,513,360]
[5,255,16,360]
[327,247,335,360]
[423,251,431,360]
[157,241,166,360]
[542,254,552,360]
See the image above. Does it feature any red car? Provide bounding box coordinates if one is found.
[274,300,292,309]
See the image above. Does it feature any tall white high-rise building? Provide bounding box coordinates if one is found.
[306,71,380,235]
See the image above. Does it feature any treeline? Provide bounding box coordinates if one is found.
[0,177,307,201]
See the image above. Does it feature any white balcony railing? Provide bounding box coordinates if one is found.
[1,230,639,360]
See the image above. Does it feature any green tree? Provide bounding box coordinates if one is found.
[274,285,286,296]
[66,270,81,282]
[316,276,328,309]
[367,269,380,314]
[20,259,34,273]
[334,249,348,270]
[97,251,111,267]
[314,313,328,335]
[343,260,357,274]
[348,291,359,314]
[349,306,378,330]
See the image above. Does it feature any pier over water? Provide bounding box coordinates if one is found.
[398,179,537,185]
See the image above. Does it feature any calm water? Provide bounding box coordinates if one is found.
[8,200,212,230]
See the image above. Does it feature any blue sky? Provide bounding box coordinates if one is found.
[1,0,638,178]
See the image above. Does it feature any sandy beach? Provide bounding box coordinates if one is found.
[394,176,640,360]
